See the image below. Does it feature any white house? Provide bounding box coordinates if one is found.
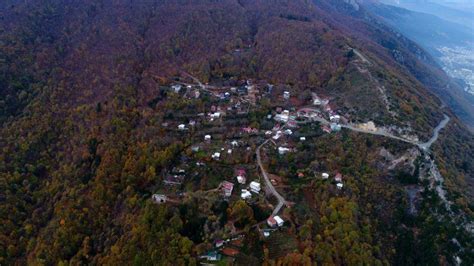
[322,173,329,180]
[300,137,306,141]
[337,183,344,189]
[278,147,291,155]
[283,91,290,100]
[172,84,182,93]
[330,115,341,123]
[274,114,289,123]
[231,140,239,147]
[152,194,167,204]
[284,129,293,135]
[313,98,321,105]
[205,135,211,141]
[241,189,252,200]
[274,215,284,227]
[178,124,186,130]
[250,181,261,193]
[212,152,221,160]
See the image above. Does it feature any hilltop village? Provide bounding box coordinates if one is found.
[149,75,448,264]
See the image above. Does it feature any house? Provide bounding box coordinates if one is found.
[152,194,167,204]
[231,140,239,147]
[337,183,344,189]
[241,189,252,200]
[335,173,343,182]
[322,173,329,180]
[313,98,321,105]
[330,123,341,132]
[274,114,289,123]
[221,181,234,197]
[237,86,248,95]
[284,129,293,135]
[300,137,306,141]
[210,112,221,119]
[178,124,186,130]
[227,149,232,154]
[188,120,196,127]
[278,147,291,155]
[330,115,341,123]
[283,91,290,100]
[267,215,284,227]
[267,216,277,227]
[200,251,221,261]
[172,84,182,93]
[236,169,247,184]
[215,239,225,248]
[265,130,273,136]
[221,247,240,257]
[164,175,184,185]
[250,181,261,193]
[212,152,221,160]
[322,125,332,133]
[205,135,211,141]
[298,172,305,178]
[274,216,284,227]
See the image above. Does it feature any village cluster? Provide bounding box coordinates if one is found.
[149,78,398,263]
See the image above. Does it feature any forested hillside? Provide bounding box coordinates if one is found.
[1,0,473,264]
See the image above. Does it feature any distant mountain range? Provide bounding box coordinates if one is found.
[364,0,474,128]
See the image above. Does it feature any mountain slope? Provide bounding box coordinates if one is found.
[1,0,473,264]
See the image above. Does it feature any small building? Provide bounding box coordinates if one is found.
[265,130,273,136]
[210,112,221,119]
[283,91,290,100]
[300,137,306,141]
[322,173,329,180]
[274,114,289,123]
[164,175,184,185]
[241,189,252,200]
[313,98,321,105]
[250,181,261,193]
[215,239,225,248]
[178,124,186,130]
[336,183,344,189]
[237,86,248,95]
[335,173,343,182]
[231,140,239,147]
[172,84,182,93]
[200,251,221,261]
[221,181,234,197]
[227,149,232,154]
[330,123,341,132]
[267,215,284,227]
[322,125,332,133]
[205,135,212,141]
[330,115,341,123]
[284,129,293,135]
[274,216,284,227]
[212,152,221,160]
[278,147,291,155]
[152,194,167,204]
[267,216,277,228]
[236,169,247,184]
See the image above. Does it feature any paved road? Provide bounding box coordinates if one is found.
[297,108,450,151]
[256,139,286,216]
[418,115,450,150]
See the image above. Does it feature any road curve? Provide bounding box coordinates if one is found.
[256,139,286,216]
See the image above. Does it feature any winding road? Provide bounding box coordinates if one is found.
[256,139,286,216]
[258,110,450,216]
